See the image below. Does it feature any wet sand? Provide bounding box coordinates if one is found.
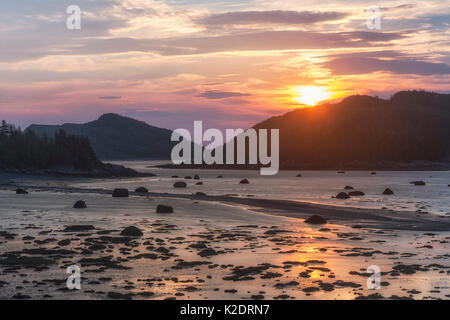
[0,173,449,300]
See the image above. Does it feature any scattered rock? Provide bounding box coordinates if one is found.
[120,226,143,237]
[383,188,394,195]
[112,188,129,197]
[63,225,95,232]
[348,191,365,196]
[173,181,187,188]
[73,200,87,209]
[156,205,173,214]
[336,192,350,199]
[15,188,28,194]
[198,248,218,257]
[135,187,148,193]
[305,215,327,225]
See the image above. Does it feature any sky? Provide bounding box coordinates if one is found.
[0,0,449,130]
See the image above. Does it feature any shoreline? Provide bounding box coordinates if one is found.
[2,182,449,232]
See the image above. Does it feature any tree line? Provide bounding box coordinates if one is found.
[0,120,101,171]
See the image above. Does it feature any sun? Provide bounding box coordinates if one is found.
[293,86,331,106]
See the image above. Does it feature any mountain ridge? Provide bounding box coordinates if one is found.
[27,113,177,160]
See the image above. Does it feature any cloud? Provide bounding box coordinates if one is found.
[198,90,251,99]
[198,10,349,26]
[56,30,404,58]
[99,96,122,100]
[381,4,417,12]
[322,57,450,76]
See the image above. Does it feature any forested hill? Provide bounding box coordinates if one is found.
[254,90,450,169]
[0,121,138,177]
[26,113,176,160]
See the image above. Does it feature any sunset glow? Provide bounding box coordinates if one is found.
[293,86,332,106]
[0,1,448,130]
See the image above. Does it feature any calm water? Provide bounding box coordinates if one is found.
[84,161,450,215]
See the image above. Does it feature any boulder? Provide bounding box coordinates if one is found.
[239,178,250,184]
[135,187,149,193]
[73,200,87,209]
[173,181,187,188]
[193,175,200,180]
[344,186,354,190]
[410,181,426,186]
[348,191,365,196]
[156,205,173,214]
[335,192,350,199]
[15,188,28,194]
[305,215,327,225]
[112,188,129,197]
[383,188,394,195]
[120,226,143,237]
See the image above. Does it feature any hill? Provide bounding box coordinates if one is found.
[26,113,176,160]
[254,90,450,169]
[0,121,139,177]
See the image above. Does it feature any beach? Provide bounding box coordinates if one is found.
[0,163,449,300]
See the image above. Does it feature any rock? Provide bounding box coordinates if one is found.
[73,200,87,209]
[348,191,365,196]
[156,205,173,214]
[120,226,143,237]
[173,181,187,188]
[383,188,394,195]
[296,173,302,177]
[194,175,200,180]
[344,186,354,190]
[15,188,28,194]
[184,176,192,179]
[217,175,223,178]
[305,215,327,225]
[196,182,203,185]
[63,225,95,232]
[171,175,179,178]
[198,248,218,257]
[112,188,129,197]
[335,192,350,199]
[239,178,250,184]
[371,172,377,175]
[135,187,148,193]
[410,181,426,186]
[337,171,345,174]
[196,192,206,196]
